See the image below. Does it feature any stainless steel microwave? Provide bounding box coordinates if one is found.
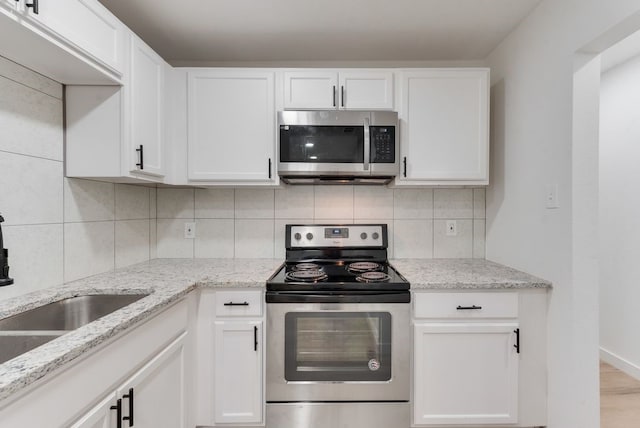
[278,110,399,184]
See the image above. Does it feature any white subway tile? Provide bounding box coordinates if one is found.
[195,188,235,219]
[314,186,354,219]
[64,221,115,282]
[157,188,194,219]
[433,219,473,258]
[1,224,63,295]
[64,178,114,223]
[150,188,157,219]
[275,187,314,219]
[473,188,486,219]
[434,189,473,219]
[195,219,235,258]
[393,189,433,219]
[150,219,157,259]
[354,186,394,219]
[235,189,275,219]
[393,219,433,258]
[115,184,150,220]
[0,56,62,99]
[0,152,63,225]
[0,75,63,160]
[115,220,150,268]
[473,219,486,259]
[235,219,274,258]
[156,219,194,258]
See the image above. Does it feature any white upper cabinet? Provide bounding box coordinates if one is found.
[128,34,165,178]
[283,70,394,110]
[65,33,167,183]
[0,0,125,83]
[187,70,276,183]
[397,69,489,185]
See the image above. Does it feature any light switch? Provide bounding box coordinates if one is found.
[546,184,559,209]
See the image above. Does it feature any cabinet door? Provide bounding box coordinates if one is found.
[116,332,187,428]
[339,71,394,110]
[399,69,489,184]
[213,320,263,424]
[413,322,519,425]
[187,71,275,182]
[24,0,125,74]
[69,392,118,428]
[128,34,165,178]
[283,71,338,110]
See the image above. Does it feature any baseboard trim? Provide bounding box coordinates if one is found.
[600,347,640,381]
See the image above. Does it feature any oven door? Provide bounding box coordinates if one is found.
[266,302,410,402]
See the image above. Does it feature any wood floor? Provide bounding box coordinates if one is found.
[600,361,640,427]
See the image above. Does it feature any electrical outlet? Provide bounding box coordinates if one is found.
[184,222,196,239]
[446,220,457,236]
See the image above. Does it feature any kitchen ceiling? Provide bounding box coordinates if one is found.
[98,0,542,65]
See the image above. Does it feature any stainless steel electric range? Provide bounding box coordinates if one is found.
[265,224,410,428]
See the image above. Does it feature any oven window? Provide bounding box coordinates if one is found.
[284,312,392,381]
[280,125,364,163]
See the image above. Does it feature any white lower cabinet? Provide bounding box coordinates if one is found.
[71,333,186,428]
[412,290,547,428]
[413,323,519,425]
[196,289,265,426]
[70,392,118,428]
[214,320,263,423]
[0,298,192,428]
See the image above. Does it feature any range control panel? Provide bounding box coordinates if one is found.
[288,225,386,248]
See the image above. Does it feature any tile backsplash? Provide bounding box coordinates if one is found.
[0,56,156,301]
[0,54,486,301]
[156,186,486,260]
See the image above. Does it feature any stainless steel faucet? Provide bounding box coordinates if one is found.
[0,214,14,286]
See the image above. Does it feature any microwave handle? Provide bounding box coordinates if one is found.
[363,117,370,170]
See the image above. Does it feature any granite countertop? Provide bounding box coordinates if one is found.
[391,259,551,289]
[0,257,549,404]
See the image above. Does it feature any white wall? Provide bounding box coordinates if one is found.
[155,186,486,260]
[599,54,640,379]
[486,1,640,427]
[0,56,157,302]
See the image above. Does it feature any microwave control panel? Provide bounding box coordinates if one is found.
[370,127,395,163]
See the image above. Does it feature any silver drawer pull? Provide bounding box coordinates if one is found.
[224,301,249,306]
[456,305,482,310]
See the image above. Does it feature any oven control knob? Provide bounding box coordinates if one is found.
[372,232,380,240]
[360,232,368,240]
[306,233,314,241]
[294,232,302,241]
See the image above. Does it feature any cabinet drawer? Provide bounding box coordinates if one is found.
[413,292,518,319]
[215,290,263,317]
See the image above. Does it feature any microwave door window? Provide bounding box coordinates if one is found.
[280,126,364,163]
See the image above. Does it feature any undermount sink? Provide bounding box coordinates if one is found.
[0,294,149,364]
[0,294,149,331]
[0,333,64,365]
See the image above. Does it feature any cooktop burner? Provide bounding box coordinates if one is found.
[266,224,410,297]
[347,261,382,273]
[284,269,328,282]
[356,271,391,283]
[291,262,321,271]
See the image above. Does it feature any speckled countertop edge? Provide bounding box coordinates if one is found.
[0,257,549,404]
